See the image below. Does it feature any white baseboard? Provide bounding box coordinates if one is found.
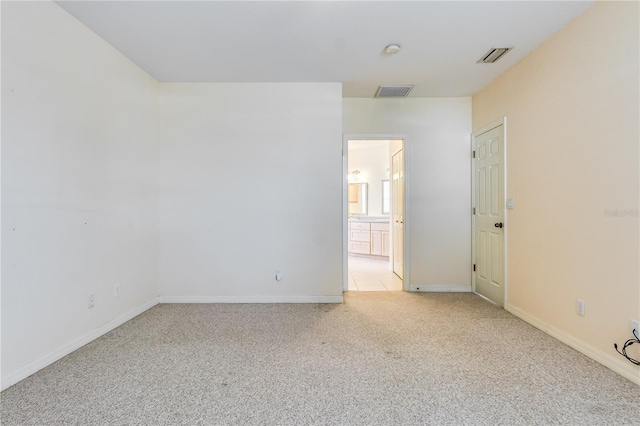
[409,285,472,292]
[1,297,159,391]
[505,303,640,385]
[158,295,344,304]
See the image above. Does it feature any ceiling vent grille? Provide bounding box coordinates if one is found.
[477,47,512,63]
[375,85,414,98]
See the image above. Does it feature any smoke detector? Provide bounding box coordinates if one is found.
[384,44,401,54]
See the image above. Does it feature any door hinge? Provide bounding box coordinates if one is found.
[473,207,476,215]
[472,150,476,158]
[473,264,476,272]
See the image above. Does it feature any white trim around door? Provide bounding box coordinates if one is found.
[343,134,409,292]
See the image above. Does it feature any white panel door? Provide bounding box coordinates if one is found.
[392,149,404,279]
[474,125,504,305]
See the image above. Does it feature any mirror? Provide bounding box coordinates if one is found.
[382,179,390,214]
[348,183,368,215]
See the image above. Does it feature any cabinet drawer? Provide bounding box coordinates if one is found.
[350,241,371,255]
[350,230,370,242]
[350,222,370,231]
[371,222,389,231]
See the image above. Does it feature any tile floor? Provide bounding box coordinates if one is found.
[347,255,403,291]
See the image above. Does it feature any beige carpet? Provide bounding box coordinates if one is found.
[2,292,639,425]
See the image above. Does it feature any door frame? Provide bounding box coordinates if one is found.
[471,118,508,305]
[343,134,410,292]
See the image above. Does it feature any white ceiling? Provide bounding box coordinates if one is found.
[55,1,594,98]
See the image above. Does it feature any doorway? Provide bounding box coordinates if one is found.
[471,120,506,306]
[343,136,406,292]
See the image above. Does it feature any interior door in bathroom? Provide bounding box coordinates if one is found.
[392,149,404,279]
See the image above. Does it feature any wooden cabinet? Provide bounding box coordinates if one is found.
[349,222,370,255]
[370,222,390,256]
[348,221,389,257]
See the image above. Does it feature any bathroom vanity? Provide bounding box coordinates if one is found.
[348,218,390,257]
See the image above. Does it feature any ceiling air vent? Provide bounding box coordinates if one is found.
[375,85,414,98]
[477,47,512,64]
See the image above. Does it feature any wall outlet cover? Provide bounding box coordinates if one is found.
[506,198,515,210]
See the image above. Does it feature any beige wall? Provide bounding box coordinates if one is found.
[472,1,639,382]
[158,83,343,302]
[344,98,472,291]
[2,1,159,389]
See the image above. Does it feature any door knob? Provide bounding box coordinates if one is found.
[494,222,503,228]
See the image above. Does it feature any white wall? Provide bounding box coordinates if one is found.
[348,142,389,217]
[473,1,639,383]
[344,98,472,290]
[1,1,159,388]
[158,83,343,302]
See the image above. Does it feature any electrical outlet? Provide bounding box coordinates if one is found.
[577,299,585,316]
[88,294,95,309]
[631,320,639,337]
[114,285,120,298]
[275,270,282,281]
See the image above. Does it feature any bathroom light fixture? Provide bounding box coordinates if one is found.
[384,44,401,54]
[348,170,361,182]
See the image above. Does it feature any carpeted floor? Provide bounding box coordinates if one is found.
[1,292,639,425]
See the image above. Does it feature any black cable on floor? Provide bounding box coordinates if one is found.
[614,329,640,365]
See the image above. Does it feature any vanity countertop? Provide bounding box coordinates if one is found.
[348,216,389,223]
